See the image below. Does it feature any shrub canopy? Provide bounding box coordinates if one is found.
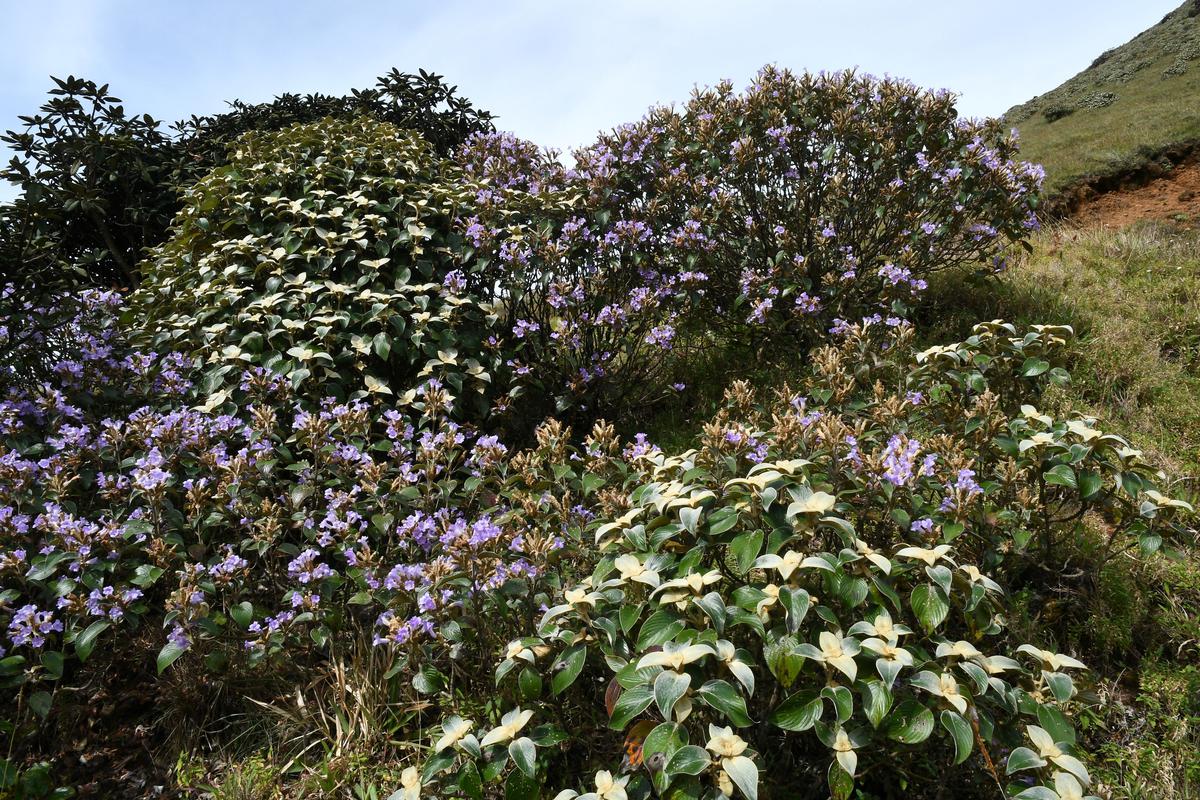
[457,67,1046,421]
[1,64,1189,800]
[0,71,495,297]
[132,118,504,418]
[1,305,1189,799]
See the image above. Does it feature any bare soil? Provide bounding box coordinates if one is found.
[1070,158,1200,227]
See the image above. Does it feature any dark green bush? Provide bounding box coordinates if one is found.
[0,71,494,298]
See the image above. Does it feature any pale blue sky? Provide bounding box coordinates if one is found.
[0,0,1182,202]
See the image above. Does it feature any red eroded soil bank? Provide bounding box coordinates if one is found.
[1068,158,1200,228]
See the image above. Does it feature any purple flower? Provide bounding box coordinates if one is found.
[468,516,503,548]
[954,468,982,493]
[209,549,249,581]
[7,604,63,649]
[645,324,676,349]
[747,298,773,325]
[794,293,821,314]
[881,435,922,487]
[167,625,191,651]
[373,610,436,646]
[287,549,335,584]
[844,435,863,469]
[624,433,660,459]
[133,447,171,492]
[512,319,540,339]
[940,468,983,511]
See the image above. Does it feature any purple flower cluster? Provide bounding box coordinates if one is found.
[940,468,984,512]
[881,435,922,487]
[0,325,589,669]
[624,433,661,460]
[287,549,336,584]
[880,435,938,488]
[84,585,144,621]
[7,604,63,649]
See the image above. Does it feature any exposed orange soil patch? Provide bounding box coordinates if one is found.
[1071,159,1200,227]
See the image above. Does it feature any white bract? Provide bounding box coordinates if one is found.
[434,716,474,752]
[480,707,533,747]
[796,631,861,681]
[613,554,660,587]
[637,640,715,672]
[894,544,955,566]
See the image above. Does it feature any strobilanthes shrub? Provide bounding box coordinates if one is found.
[458,67,1045,421]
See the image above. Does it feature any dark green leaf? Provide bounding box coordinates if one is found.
[665,745,710,777]
[609,686,654,730]
[1043,464,1077,489]
[156,641,187,674]
[770,689,822,731]
[551,645,587,696]
[698,679,752,726]
[940,710,972,764]
[504,768,539,800]
[910,584,949,633]
[74,620,110,663]
[729,531,764,574]
[884,699,934,744]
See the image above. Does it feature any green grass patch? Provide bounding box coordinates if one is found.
[922,222,1200,486]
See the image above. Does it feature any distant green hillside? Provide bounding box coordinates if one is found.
[1006,0,1200,196]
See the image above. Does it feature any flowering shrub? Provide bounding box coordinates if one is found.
[131,118,509,419]
[2,65,1194,800]
[410,322,1189,800]
[0,284,662,765]
[652,67,1044,339]
[0,283,1193,797]
[0,371,644,712]
[455,67,1045,419]
[451,129,701,421]
[125,67,1049,427]
[0,285,193,412]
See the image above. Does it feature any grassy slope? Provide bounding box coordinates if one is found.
[923,223,1200,486]
[925,227,1200,800]
[1007,1,1200,196]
